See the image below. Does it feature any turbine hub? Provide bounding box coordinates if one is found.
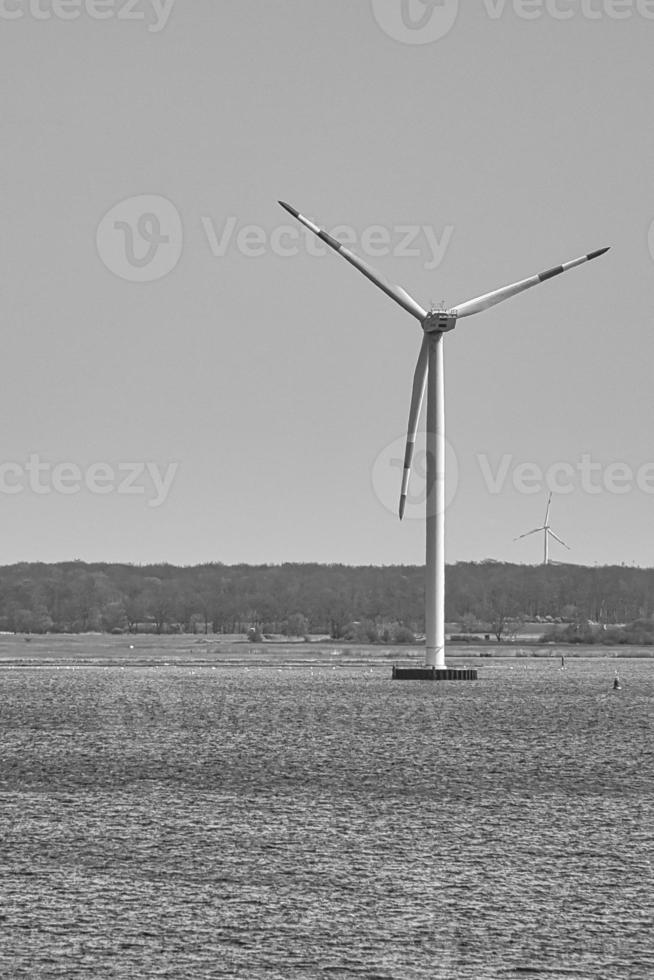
[423,311,457,333]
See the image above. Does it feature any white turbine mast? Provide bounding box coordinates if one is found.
[279,200,608,667]
[515,491,570,565]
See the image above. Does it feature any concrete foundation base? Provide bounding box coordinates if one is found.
[392,666,478,681]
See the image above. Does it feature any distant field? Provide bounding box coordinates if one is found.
[0,632,652,667]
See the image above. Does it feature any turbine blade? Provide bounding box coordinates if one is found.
[514,527,545,541]
[544,491,552,525]
[450,247,610,319]
[548,529,570,549]
[278,201,427,322]
[399,334,430,519]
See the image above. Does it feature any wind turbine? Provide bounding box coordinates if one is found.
[278,200,608,668]
[515,491,570,565]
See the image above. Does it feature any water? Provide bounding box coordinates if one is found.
[0,659,652,979]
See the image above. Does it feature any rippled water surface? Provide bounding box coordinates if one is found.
[1,658,652,979]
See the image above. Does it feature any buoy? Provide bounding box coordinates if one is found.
[613,672,621,691]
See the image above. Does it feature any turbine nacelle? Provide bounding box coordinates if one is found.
[423,311,457,333]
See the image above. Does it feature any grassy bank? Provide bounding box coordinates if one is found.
[1,632,653,668]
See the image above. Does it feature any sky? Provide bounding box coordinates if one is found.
[2,0,654,568]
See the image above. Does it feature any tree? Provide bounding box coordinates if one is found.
[483,588,519,643]
[101,601,127,633]
[142,577,176,634]
[460,612,479,634]
[283,612,309,638]
[343,619,379,643]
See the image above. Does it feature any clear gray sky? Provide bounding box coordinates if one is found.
[2,0,653,567]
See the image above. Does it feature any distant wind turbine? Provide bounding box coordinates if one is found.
[279,200,607,667]
[515,492,570,565]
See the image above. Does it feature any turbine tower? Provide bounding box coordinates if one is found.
[279,200,608,668]
[515,492,570,565]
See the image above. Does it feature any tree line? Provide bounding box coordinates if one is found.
[2,559,654,638]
